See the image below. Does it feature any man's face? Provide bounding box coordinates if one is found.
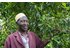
[17,16,29,32]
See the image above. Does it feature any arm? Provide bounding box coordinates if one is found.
[42,39,51,47]
[4,36,11,48]
[34,33,50,48]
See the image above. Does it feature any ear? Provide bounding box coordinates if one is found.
[16,21,19,25]
[16,20,21,26]
[28,22,29,25]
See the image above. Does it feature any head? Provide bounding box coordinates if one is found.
[15,13,29,32]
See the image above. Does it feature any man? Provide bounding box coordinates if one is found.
[4,13,50,48]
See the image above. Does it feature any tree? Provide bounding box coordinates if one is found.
[0,2,70,48]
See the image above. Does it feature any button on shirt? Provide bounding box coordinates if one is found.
[19,32,29,48]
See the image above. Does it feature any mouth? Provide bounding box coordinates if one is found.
[24,26,28,29]
[21,25,28,30]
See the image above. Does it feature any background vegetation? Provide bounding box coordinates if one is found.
[0,2,70,48]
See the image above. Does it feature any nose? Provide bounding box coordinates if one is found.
[22,21,28,25]
[24,21,27,25]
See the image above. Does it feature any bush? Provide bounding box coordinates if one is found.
[0,2,70,48]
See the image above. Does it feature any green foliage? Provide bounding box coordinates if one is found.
[0,2,70,48]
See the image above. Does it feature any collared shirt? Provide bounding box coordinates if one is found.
[19,32,29,48]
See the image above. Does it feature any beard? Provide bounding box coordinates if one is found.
[19,25,28,32]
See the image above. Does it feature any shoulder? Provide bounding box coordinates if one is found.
[7,31,18,39]
[28,31,36,35]
[28,31,38,37]
[28,31,35,34]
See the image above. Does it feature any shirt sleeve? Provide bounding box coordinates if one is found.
[4,35,11,48]
[33,32,49,48]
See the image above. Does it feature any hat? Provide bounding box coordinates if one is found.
[15,13,26,22]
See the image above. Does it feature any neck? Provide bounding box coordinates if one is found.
[18,29,28,35]
[20,31,26,33]
[19,31,28,36]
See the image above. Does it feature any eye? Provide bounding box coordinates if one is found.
[20,20,23,22]
[25,20,28,22]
